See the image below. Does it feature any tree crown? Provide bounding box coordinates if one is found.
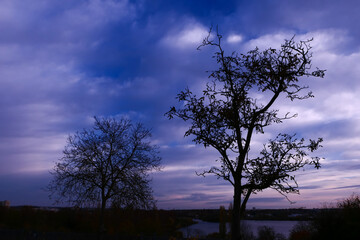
[166,30,324,200]
[48,117,161,209]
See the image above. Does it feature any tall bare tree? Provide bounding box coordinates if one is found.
[166,30,324,240]
[48,116,161,233]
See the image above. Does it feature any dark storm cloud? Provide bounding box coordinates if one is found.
[331,184,360,190]
[299,185,321,190]
[156,192,231,209]
[248,198,285,204]
[180,193,210,202]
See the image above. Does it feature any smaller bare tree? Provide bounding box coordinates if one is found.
[48,116,161,233]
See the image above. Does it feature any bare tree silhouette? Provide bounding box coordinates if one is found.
[48,116,161,235]
[166,29,324,240]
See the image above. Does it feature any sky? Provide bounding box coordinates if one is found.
[1,0,360,209]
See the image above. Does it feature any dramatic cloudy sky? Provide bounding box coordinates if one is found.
[1,0,360,209]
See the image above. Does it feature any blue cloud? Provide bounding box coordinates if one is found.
[1,0,360,210]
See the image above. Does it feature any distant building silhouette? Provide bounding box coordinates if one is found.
[0,200,10,207]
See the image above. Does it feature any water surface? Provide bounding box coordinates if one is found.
[180,219,300,238]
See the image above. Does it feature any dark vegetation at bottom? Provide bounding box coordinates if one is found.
[1,194,360,240]
[0,229,179,240]
[288,194,360,240]
[288,195,360,240]
[0,207,192,239]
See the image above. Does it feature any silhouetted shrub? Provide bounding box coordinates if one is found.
[219,205,227,239]
[292,194,360,240]
[311,195,360,240]
[239,221,255,240]
[257,226,286,240]
[289,221,314,240]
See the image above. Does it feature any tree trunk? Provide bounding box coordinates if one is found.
[98,198,106,240]
[231,184,242,240]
